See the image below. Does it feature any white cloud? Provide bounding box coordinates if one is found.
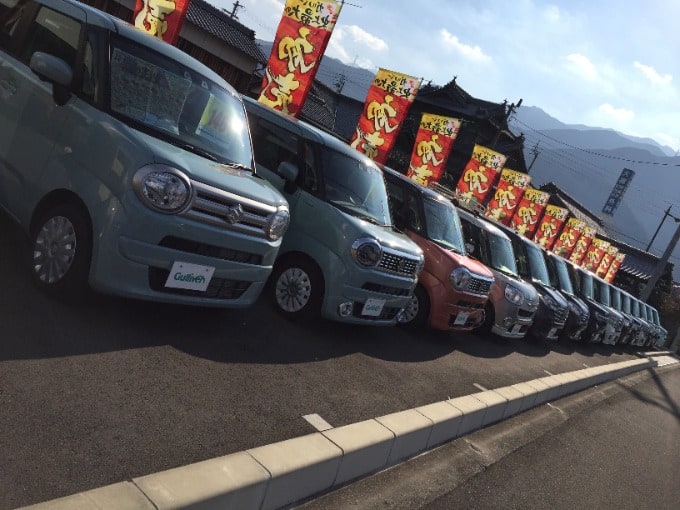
[439,29,491,62]
[598,103,635,123]
[565,53,597,80]
[336,25,388,52]
[633,61,672,85]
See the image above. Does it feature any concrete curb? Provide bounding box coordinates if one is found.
[18,357,661,510]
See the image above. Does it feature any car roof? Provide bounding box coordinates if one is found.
[457,208,512,240]
[242,96,381,165]
[52,0,237,95]
[381,166,451,202]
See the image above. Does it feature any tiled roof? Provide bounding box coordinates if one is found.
[186,0,267,64]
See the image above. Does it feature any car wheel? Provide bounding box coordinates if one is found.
[271,258,323,319]
[30,203,92,299]
[398,284,429,329]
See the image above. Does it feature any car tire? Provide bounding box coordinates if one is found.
[271,257,323,319]
[398,284,429,329]
[30,203,92,300]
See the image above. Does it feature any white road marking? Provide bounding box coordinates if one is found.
[302,413,333,431]
[473,383,488,391]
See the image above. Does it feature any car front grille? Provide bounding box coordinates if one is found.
[352,303,401,321]
[159,236,263,265]
[377,247,420,277]
[181,180,277,239]
[553,306,569,324]
[362,282,411,297]
[465,275,493,296]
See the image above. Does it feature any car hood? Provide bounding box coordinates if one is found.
[533,282,569,308]
[492,270,539,304]
[133,130,288,208]
[339,213,424,260]
[564,294,589,315]
[407,232,494,279]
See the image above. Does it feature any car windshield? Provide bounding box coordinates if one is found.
[525,242,551,286]
[109,36,252,168]
[553,257,574,295]
[596,280,611,306]
[580,271,594,299]
[422,197,466,253]
[322,151,391,226]
[487,231,519,276]
[621,293,631,314]
[631,299,640,317]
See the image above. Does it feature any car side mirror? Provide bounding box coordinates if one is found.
[277,160,299,194]
[30,52,72,106]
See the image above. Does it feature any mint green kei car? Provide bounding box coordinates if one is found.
[243,97,425,325]
[0,0,290,306]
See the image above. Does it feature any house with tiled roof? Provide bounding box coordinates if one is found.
[83,0,266,92]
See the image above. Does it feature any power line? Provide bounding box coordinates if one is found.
[513,118,680,167]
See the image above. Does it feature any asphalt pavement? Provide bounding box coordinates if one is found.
[297,363,680,510]
[0,209,669,510]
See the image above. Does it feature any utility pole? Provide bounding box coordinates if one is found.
[526,141,540,173]
[640,214,680,301]
[491,98,522,149]
[228,1,243,19]
[646,205,672,251]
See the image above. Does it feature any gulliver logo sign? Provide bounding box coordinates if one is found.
[165,261,215,291]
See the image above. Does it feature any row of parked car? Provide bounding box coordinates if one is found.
[378,168,667,348]
[0,0,667,349]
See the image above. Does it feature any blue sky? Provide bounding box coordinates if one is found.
[212,0,680,153]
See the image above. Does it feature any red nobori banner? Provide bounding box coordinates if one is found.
[509,187,550,238]
[350,68,421,164]
[605,252,626,283]
[569,226,595,266]
[455,144,506,204]
[258,0,343,117]
[533,205,570,250]
[485,168,531,225]
[406,113,461,186]
[552,217,585,258]
[582,237,610,272]
[596,245,619,279]
[133,0,190,44]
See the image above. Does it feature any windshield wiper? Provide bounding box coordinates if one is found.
[176,141,219,162]
[356,214,383,226]
[222,161,253,173]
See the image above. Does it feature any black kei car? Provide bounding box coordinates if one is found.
[495,224,570,341]
[543,251,590,342]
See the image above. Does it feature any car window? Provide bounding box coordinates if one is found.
[0,0,27,51]
[20,3,81,67]
[248,114,300,173]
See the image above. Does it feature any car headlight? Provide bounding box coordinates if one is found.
[450,267,471,291]
[133,165,191,213]
[351,237,382,268]
[267,207,290,241]
[504,284,524,306]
